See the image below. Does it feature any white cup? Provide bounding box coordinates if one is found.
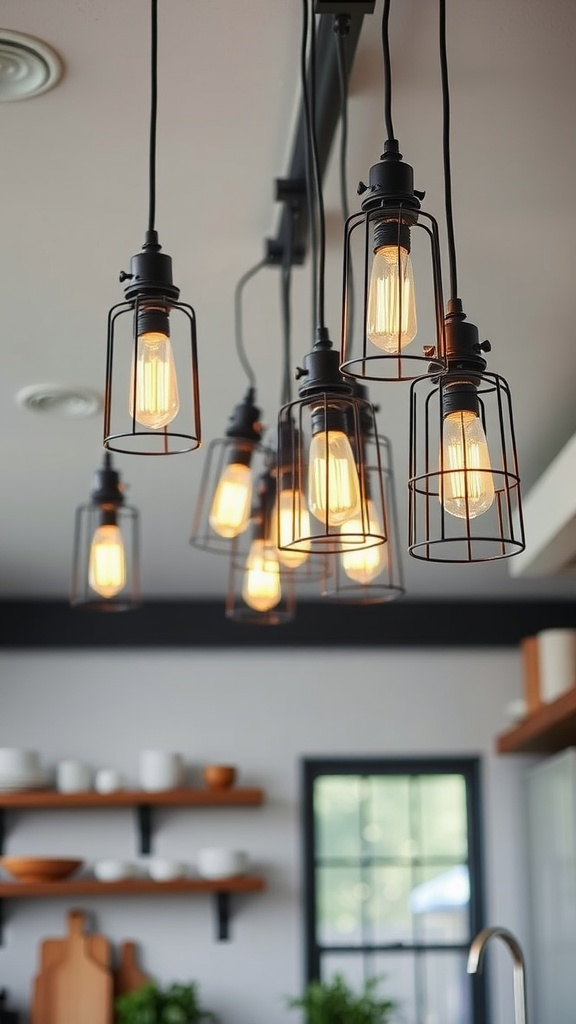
[537,629,576,703]
[138,750,184,792]
[196,848,248,879]
[148,858,187,881]
[94,859,136,882]
[0,749,40,776]
[56,760,92,793]
[95,768,124,794]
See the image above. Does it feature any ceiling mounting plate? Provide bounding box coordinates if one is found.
[0,29,62,102]
[15,384,102,420]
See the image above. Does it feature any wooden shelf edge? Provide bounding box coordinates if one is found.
[0,786,265,809]
[0,875,266,898]
[497,685,576,754]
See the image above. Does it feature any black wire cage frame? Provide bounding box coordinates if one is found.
[340,201,446,383]
[277,390,389,557]
[408,369,525,563]
[103,290,201,456]
[71,470,140,612]
[225,473,296,626]
[321,434,405,604]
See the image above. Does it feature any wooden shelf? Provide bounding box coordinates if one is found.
[0,787,264,809]
[0,875,265,898]
[497,685,576,753]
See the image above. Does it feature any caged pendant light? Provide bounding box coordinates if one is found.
[339,0,446,383]
[407,0,525,563]
[226,468,296,626]
[278,0,389,561]
[103,0,201,456]
[189,260,266,554]
[71,452,140,611]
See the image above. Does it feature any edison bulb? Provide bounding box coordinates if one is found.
[441,409,495,519]
[341,500,388,584]
[209,462,252,538]
[242,539,282,612]
[88,524,126,599]
[130,325,180,430]
[367,244,417,353]
[275,489,310,569]
[309,430,362,526]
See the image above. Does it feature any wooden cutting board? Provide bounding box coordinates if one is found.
[31,909,112,1024]
[114,941,150,999]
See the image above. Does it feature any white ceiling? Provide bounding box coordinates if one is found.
[1,0,576,605]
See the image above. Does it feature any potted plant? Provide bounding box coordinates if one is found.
[287,973,398,1024]
[116,981,217,1024]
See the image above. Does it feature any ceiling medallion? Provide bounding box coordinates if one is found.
[15,385,102,420]
[0,30,62,102]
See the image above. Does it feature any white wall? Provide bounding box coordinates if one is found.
[0,646,534,1024]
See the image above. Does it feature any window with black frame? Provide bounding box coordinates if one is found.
[302,758,486,1024]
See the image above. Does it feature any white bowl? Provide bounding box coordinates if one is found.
[0,748,40,775]
[196,848,248,880]
[148,858,187,881]
[93,859,136,882]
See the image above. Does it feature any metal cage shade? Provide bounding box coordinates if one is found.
[340,205,446,383]
[277,394,389,556]
[71,502,140,611]
[320,435,405,604]
[408,371,525,562]
[103,294,201,456]
[226,531,296,626]
[190,436,261,555]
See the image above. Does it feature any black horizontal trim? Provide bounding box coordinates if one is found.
[0,599,573,648]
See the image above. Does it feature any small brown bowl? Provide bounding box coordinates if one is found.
[0,856,83,883]
[202,765,237,790]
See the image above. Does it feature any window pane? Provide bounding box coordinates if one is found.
[410,864,470,944]
[369,864,414,943]
[420,951,472,1024]
[317,864,365,944]
[373,951,417,1024]
[366,777,412,857]
[315,776,362,859]
[417,775,468,859]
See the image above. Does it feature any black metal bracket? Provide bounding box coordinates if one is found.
[0,810,6,857]
[214,892,231,941]
[136,804,153,855]
[0,900,3,945]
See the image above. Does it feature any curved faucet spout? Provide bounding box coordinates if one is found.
[467,926,527,1024]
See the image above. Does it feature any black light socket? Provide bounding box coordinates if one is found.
[311,403,350,436]
[373,221,411,254]
[122,232,180,303]
[442,381,481,419]
[225,389,262,445]
[298,346,353,398]
[360,142,422,216]
[137,306,170,338]
[91,454,124,507]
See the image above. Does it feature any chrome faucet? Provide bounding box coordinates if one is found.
[467,926,528,1024]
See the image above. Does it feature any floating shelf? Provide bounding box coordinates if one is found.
[497,685,576,753]
[0,787,264,809]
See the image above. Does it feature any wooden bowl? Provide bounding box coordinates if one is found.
[0,856,83,883]
[202,765,237,790]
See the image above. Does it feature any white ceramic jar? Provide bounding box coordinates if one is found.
[56,760,92,793]
[138,750,184,791]
[537,629,576,703]
[196,848,248,879]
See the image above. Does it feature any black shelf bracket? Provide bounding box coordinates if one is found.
[0,899,4,945]
[136,804,153,855]
[214,891,231,942]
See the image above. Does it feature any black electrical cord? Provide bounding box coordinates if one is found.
[280,207,296,406]
[382,0,395,143]
[301,0,326,332]
[148,0,158,235]
[335,19,354,335]
[439,0,459,302]
[234,259,268,388]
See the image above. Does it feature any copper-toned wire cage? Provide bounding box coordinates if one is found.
[321,435,405,604]
[340,204,446,383]
[190,436,261,555]
[103,293,201,456]
[408,370,525,562]
[71,502,140,612]
[277,393,389,557]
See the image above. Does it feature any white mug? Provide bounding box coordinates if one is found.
[56,760,92,793]
[138,750,184,791]
[95,768,124,793]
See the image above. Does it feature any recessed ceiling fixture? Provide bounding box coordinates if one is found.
[103,0,201,456]
[15,384,101,420]
[0,30,62,102]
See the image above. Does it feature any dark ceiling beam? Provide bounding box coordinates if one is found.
[266,6,373,266]
[0,600,574,649]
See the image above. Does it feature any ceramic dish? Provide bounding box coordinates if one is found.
[0,856,83,882]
